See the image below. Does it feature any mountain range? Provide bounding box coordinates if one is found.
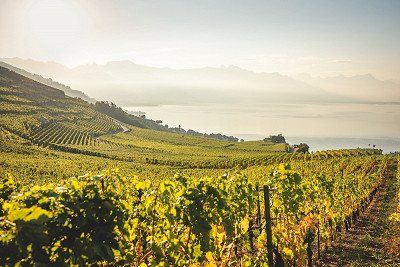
[1,57,399,106]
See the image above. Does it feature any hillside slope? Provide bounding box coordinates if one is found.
[0,66,122,145]
[2,65,380,180]
[0,61,244,142]
[0,60,95,103]
[0,66,289,171]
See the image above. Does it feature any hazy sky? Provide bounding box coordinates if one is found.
[1,0,400,80]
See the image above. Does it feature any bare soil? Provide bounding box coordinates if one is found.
[318,161,400,266]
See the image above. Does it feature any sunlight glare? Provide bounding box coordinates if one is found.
[23,0,86,34]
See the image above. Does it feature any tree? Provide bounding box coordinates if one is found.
[265,134,286,144]
[296,143,309,153]
[94,101,144,128]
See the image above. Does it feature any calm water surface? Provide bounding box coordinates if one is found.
[125,103,400,153]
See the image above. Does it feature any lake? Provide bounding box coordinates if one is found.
[125,103,400,153]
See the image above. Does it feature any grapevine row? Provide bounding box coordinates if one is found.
[28,115,123,147]
[66,115,122,136]
[390,156,400,222]
[144,148,382,169]
[29,122,95,146]
[0,156,389,266]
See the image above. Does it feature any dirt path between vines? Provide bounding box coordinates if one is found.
[319,161,400,266]
[111,118,130,133]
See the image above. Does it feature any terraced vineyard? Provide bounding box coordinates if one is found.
[0,66,123,147]
[63,115,122,135]
[28,115,122,146]
[30,122,95,146]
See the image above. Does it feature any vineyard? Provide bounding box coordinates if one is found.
[28,115,122,147]
[0,156,395,266]
[30,122,95,146]
[0,65,399,266]
[390,157,400,222]
[0,66,123,146]
[0,66,384,171]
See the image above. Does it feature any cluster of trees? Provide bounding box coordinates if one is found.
[294,143,310,153]
[204,132,239,142]
[265,134,286,144]
[166,127,239,142]
[264,134,310,153]
[94,101,144,128]
[184,129,239,142]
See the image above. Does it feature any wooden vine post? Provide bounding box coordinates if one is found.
[257,184,262,229]
[263,185,274,267]
[317,223,321,259]
[248,184,254,252]
[137,189,147,251]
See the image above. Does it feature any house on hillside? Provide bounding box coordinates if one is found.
[288,143,309,153]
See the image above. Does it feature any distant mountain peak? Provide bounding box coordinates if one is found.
[106,60,137,66]
[1,57,397,105]
[2,57,68,68]
[354,73,375,79]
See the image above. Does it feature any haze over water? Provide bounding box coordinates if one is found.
[125,103,400,153]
